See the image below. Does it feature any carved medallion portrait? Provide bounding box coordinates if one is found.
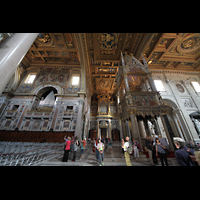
[176,84,185,93]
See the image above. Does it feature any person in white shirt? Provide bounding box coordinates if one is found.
[122,136,132,166]
[96,139,105,166]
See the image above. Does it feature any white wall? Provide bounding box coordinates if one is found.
[152,71,200,144]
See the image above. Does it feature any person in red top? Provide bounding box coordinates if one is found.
[62,137,71,162]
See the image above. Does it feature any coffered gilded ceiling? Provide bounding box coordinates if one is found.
[22,33,200,97]
[86,33,151,96]
[23,33,80,67]
[141,33,200,71]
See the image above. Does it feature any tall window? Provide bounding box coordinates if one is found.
[72,76,80,86]
[191,81,200,92]
[154,80,165,91]
[25,74,36,84]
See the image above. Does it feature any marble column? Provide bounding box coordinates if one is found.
[153,118,161,137]
[118,118,124,140]
[108,119,111,138]
[130,113,143,150]
[74,98,84,140]
[147,74,157,92]
[143,118,151,136]
[138,120,146,138]
[125,120,131,138]
[0,33,39,95]
[108,100,111,115]
[124,74,130,92]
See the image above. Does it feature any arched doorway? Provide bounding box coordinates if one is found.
[37,86,58,99]
[37,87,58,109]
[162,98,189,148]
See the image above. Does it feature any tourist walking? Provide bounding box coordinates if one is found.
[122,136,132,166]
[62,137,71,162]
[96,138,105,166]
[173,137,197,166]
[155,138,168,166]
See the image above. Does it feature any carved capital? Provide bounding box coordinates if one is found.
[127,107,136,114]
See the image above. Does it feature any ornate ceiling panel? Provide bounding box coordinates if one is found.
[141,33,200,71]
[21,33,200,98]
[23,33,80,66]
[86,33,150,96]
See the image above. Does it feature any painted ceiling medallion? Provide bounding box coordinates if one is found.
[177,33,200,53]
[36,33,52,45]
[100,79,109,88]
[100,33,120,55]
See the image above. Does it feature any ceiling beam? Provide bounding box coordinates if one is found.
[147,33,164,61]
[135,33,154,60]
[194,62,200,70]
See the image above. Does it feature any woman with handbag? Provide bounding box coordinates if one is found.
[155,138,168,166]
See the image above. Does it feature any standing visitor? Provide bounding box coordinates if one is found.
[155,138,168,166]
[83,139,86,149]
[64,135,68,151]
[173,137,197,166]
[62,137,71,162]
[121,139,125,158]
[145,136,154,166]
[96,138,105,166]
[92,138,95,155]
[94,138,99,161]
[151,138,158,165]
[133,139,139,159]
[80,140,85,159]
[108,138,113,154]
[72,136,79,162]
[70,136,75,160]
[122,136,132,166]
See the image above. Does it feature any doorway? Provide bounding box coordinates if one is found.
[112,129,120,141]
[101,128,107,139]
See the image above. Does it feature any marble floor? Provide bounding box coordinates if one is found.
[33,142,179,166]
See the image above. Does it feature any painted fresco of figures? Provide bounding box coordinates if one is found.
[144,96,150,106]
[126,94,134,105]
[59,75,63,83]
[40,75,48,82]
[148,96,157,106]
[140,96,146,106]
[135,96,141,106]
[35,69,69,87]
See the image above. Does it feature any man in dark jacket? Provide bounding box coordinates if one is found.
[173,137,196,166]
